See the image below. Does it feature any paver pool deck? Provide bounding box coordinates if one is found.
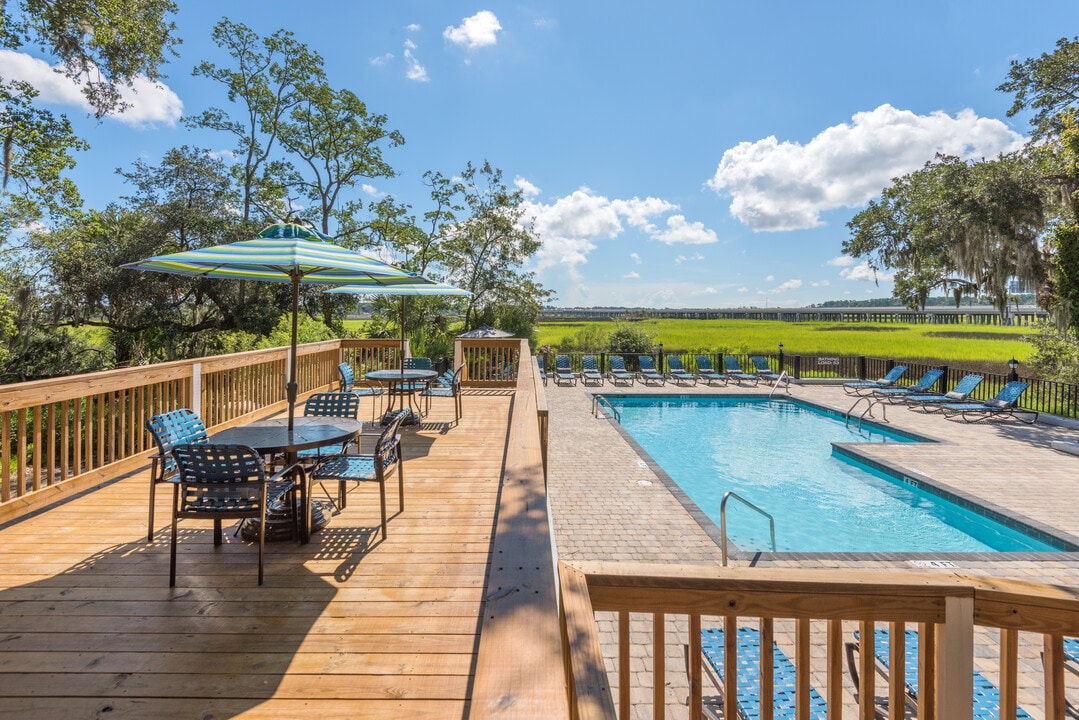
[544,378,1079,719]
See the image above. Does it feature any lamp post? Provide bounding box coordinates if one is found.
[657,342,664,369]
[778,342,784,366]
[1007,357,1019,382]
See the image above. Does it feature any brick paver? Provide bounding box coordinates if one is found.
[546,376,1079,719]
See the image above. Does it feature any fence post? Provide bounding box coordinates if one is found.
[793,355,801,380]
[937,366,948,394]
[857,356,867,381]
[937,595,975,720]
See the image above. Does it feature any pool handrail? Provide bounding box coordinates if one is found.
[719,490,776,565]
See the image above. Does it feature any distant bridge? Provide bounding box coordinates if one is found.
[540,305,1048,326]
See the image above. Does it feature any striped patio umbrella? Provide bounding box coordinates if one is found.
[122,222,423,430]
[326,281,471,377]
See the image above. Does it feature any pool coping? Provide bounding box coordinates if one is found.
[594,391,1079,563]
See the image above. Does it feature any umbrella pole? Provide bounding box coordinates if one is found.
[287,277,300,432]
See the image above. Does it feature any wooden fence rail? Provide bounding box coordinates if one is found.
[559,561,1079,720]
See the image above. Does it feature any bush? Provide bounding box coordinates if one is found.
[1024,322,1079,383]
[606,324,655,354]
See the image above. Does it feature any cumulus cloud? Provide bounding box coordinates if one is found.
[706,103,1026,232]
[652,215,718,245]
[674,253,705,265]
[405,23,421,32]
[370,53,394,67]
[361,183,387,198]
[827,255,855,267]
[522,187,717,278]
[630,252,641,264]
[0,49,182,127]
[840,262,892,282]
[773,279,803,293]
[514,176,541,196]
[403,40,429,82]
[444,11,502,49]
[623,271,640,279]
[765,275,775,282]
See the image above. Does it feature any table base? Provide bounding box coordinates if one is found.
[241,499,330,542]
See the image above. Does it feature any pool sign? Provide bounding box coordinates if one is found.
[817,357,840,365]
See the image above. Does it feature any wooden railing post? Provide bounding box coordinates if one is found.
[191,362,202,417]
[936,595,974,720]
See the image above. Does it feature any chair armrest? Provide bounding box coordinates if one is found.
[269,461,308,491]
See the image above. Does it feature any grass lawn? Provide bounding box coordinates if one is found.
[537,318,1033,365]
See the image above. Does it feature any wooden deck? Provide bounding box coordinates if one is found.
[0,390,526,719]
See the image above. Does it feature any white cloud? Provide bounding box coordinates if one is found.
[444,11,502,49]
[514,176,541,196]
[630,252,641,264]
[405,23,421,32]
[827,255,855,267]
[773,279,803,292]
[811,280,831,287]
[737,287,748,293]
[403,41,429,82]
[652,215,718,245]
[523,187,714,279]
[765,275,775,282]
[361,183,387,198]
[674,253,705,265]
[840,262,892,282]
[706,103,1026,232]
[0,49,182,127]
[370,53,394,67]
[623,271,640,279]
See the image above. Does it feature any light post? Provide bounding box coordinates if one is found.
[778,343,785,371]
[1007,357,1019,382]
[657,342,664,369]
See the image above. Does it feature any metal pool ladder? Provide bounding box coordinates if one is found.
[720,491,776,566]
[845,395,888,428]
[592,395,621,422]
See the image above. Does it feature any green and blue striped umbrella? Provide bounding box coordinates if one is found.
[122,222,423,429]
[327,281,471,382]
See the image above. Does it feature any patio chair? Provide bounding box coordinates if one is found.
[904,374,984,413]
[170,443,305,586]
[146,408,209,543]
[421,363,464,424]
[295,391,363,465]
[872,368,945,403]
[940,381,1037,423]
[607,355,636,386]
[700,626,827,720]
[637,355,666,386]
[554,355,579,386]
[536,355,550,386]
[695,355,728,386]
[750,356,788,387]
[843,365,907,396]
[846,627,1033,719]
[1065,637,1079,676]
[338,362,384,421]
[311,409,408,539]
[723,356,759,386]
[665,355,698,386]
[581,355,605,386]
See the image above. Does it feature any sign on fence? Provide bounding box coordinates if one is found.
[817,357,840,366]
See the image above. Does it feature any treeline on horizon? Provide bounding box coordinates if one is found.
[542,294,1039,312]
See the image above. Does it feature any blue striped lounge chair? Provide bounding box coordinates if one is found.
[637,355,666,386]
[904,374,983,413]
[695,355,728,386]
[581,355,605,386]
[723,356,759,386]
[607,355,635,386]
[701,626,827,720]
[554,354,579,386]
[843,365,907,396]
[750,356,788,387]
[666,355,698,386]
[872,368,945,403]
[847,628,1032,719]
[536,355,550,386]
[940,381,1037,423]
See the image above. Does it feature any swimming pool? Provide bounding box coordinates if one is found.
[604,395,1065,553]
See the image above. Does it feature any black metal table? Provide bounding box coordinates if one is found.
[210,416,364,541]
[366,368,438,424]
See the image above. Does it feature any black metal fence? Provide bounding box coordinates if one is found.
[540,350,1079,421]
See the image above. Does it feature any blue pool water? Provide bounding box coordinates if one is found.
[606,395,1062,553]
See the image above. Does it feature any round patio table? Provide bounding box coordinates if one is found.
[210,416,364,541]
[366,368,438,424]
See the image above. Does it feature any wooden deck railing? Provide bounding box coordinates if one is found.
[559,561,1079,720]
[1,336,531,519]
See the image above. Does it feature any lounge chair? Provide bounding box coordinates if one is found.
[666,355,698,386]
[843,365,907,396]
[637,355,666,386]
[846,627,1033,719]
[872,368,945,403]
[701,626,827,720]
[904,374,984,413]
[695,355,728,386]
[581,355,605,386]
[554,354,579,386]
[750,356,788,387]
[723,356,759,386]
[607,355,635,386]
[940,381,1037,423]
[536,355,550,386]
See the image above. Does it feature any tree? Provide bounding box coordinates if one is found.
[998,36,1079,142]
[1,0,180,118]
[187,20,325,222]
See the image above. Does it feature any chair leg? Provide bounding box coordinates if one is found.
[213,519,223,546]
[397,449,404,513]
[378,479,387,539]
[148,458,159,543]
[338,479,348,510]
[169,485,179,587]
[257,508,265,586]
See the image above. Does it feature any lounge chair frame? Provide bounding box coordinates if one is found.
[843,365,907,395]
[903,374,984,413]
[581,355,605,386]
[554,355,579,386]
[607,355,635,386]
[694,355,728,386]
[665,355,698,386]
[723,356,759,387]
[872,368,944,403]
[940,381,1037,424]
[637,355,666,386]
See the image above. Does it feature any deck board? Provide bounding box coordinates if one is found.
[0,391,513,718]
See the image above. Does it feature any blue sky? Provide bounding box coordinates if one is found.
[5,1,1079,307]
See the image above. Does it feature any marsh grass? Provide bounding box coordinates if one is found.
[537,319,1032,364]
